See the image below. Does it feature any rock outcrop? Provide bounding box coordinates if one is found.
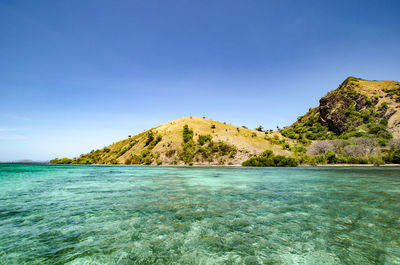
[318,78,369,134]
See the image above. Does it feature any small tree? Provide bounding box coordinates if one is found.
[325,151,337,164]
[145,131,154,146]
[183,125,193,143]
[255,125,264,132]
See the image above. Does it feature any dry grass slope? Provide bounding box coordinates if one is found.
[95,117,293,165]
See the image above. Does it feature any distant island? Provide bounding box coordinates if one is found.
[0,160,49,164]
[51,77,400,166]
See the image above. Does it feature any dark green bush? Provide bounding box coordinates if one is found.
[145,131,155,146]
[379,118,388,126]
[166,149,176,158]
[383,149,400,164]
[181,125,195,164]
[255,125,264,132]
[291,145,307,153]
[183,125,194,143]
[147,135,162,149]
[346,156,368,164]
[109,158,118,164]
[118,147,128,157]
[242,150,298,167]
[377,137,388,146]
[325,151,337,164]
[392,150,400,164]
[383,86,400,97]
[50,158,74,164]
[197,134,212,146]
[125,156,132,165]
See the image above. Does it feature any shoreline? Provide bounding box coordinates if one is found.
[299,164,400,167]
[10,162,400,167]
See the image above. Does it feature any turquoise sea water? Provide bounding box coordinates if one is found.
[0,164,399,265]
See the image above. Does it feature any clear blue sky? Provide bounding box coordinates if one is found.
[1,0,399,161]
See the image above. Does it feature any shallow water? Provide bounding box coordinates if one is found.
[0,164,399,264]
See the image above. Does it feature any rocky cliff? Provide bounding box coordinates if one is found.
[283,77,400,141]
[318,77,400,137]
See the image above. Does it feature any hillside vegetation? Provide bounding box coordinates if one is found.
[51,77,400,166]
[51,117,293,165]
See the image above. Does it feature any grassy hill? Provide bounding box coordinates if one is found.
[51,77,400,166]
[51,117,294,165]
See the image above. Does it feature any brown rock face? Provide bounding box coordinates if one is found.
[318,79,368,134]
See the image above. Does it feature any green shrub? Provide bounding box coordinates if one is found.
[377,137,388,146]
[346,156,368,164]
[118,147,128,157]
[166,149,176,158]
[379,118,388,126]
[393,150,400,164]
[109,158,118,164]
[147,135,162,149]
[180,143,195,164]
[325,151,337,164]
[281,108,331,142]
[255,125,264,132]
[49,158,74,164]
[128,140,138,149]
[130,155,141,164]
[335,156,348,164]
[181,125,195,164]
[368,156,384,166]
[384,149,400,164]
[197,134,212,146]
[216,140,237,157]
[145,131,155,146]
[291,145,307,153]
[125,156,132,165]
[183,125,194,143]
[378,102,388,112]
[383,86,400,96]
[283,143,290,150]
[242,150,298,167]
[365,98,373,107]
